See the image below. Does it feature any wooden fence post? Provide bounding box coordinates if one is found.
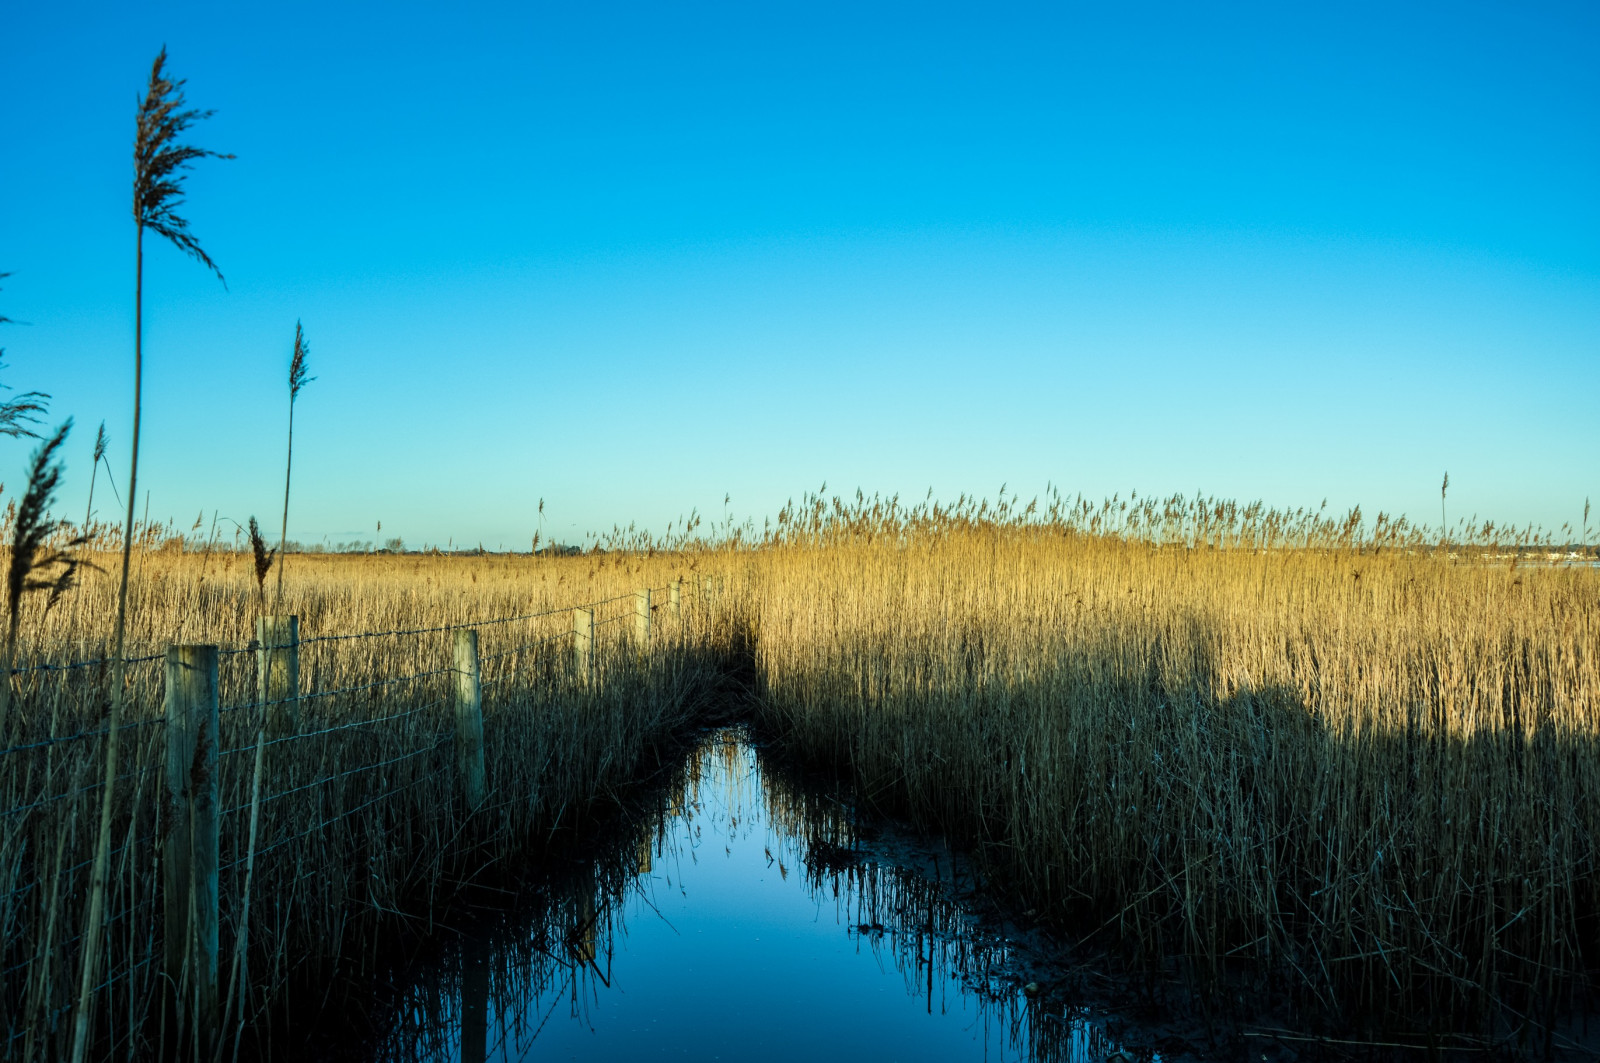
[453,629,486,809]
[634,589,651,649]
[669,579,681,620]
[573,891,597,965]
[255,616,299,734]
[460,937,488,1063]
[164,644,220,1044]
[572,608,594,686]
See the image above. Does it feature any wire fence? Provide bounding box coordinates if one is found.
[0,574,729,1062]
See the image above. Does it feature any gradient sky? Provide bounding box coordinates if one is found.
[3,1,1596,549]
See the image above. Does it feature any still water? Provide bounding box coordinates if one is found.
[360,729,1132,1062]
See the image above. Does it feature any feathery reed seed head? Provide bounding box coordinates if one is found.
[288,320,313,400]
[248,515,274,594]
[7,421,89,626]
[134,47,233,281]
[0,272,50,441]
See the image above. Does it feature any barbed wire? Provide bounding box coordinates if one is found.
[1,848,149,978]
[0,716,166,761]
[220,754,446,871]
[219,698,444,759]
[4,651,165,677]
[477,629,571,665]
[1,762,160,820]
[221,738,446,818]
[1,838,140,930]
[292,592,640,648]
[218,667,451,721]
[3,948,159,1049]
[216,692,296,719]
[0,584,682,688]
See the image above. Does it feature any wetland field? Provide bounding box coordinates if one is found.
[2,492,1597,1060]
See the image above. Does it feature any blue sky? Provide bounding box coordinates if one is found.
[3,1,1596,548]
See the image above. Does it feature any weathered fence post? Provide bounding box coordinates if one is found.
[460,937,488,1063]
[164,644,220,1045]
[634,589,651,649]
[669,578,682,620]
[453,629,486,810]
[573,891,598,965]
[572,608,594,686]
[255,615,299,734]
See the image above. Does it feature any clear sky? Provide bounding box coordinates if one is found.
[3,1,1596,549]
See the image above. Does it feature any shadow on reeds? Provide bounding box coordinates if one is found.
[0,594,744,1061]
[7,555,1599,1061]
[753,616,1600,1059]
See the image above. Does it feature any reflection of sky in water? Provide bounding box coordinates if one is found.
[375,731,1138,1062]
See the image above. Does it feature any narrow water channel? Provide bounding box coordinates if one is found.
[353,727,1142,1062]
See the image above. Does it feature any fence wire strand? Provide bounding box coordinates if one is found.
[5,651,165,677]
[221,753,448,871]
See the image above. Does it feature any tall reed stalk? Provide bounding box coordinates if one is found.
[81,424,108,532]
[1442,470,1450,545]
[275,323,312,608]
[71,49,230,1063]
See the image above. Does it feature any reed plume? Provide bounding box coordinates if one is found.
[249,516,274,611]
[1441,470,1450,543]
[81,423,108,532]
[72,49,231,1063]
[0,421,87,740]
[0,272,50,441]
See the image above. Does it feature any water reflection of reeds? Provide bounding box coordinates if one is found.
[361,728,1127,1063]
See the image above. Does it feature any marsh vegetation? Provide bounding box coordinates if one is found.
[750,490,1600,1052]
[0,547,738,1059]
[0,488,1594,1058]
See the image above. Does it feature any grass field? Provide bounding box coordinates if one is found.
[2,490,1596,1055]
[0,545,736,1060]
[750,493,1600,1046]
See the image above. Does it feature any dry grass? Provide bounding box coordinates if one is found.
[0,547,738,1060]
[3,486,1596,1056]
[749,493,1600,1045]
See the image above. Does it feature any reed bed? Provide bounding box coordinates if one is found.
[0,547,737,1061]
[4,487,1595,1057]
[748,493,1600,1048]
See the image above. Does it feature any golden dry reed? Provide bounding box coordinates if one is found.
[0,545,734,1061]
[750,490,1599,1046]
[2,486,1596,1057]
